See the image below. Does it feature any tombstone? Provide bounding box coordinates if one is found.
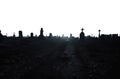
[0,30,3,42]
[49,33,53,37]
[35,34,37,37]
[13,32,16,37]
[70,33,72,38]
[39,28,44,37]
[80,28,85,39]
[27,35,29,37]
[0,30,3,37]
[30,32,34,37]
[98,29,101,38]
[19,30,23,37]
[100,34,112,40]
[112,34,118,38]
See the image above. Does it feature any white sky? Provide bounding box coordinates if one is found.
[0,0,120,37]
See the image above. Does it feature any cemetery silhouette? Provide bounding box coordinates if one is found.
[0,28,120,79]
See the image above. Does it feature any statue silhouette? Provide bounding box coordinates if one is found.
[39,28,44,38]
[80,28,85,39]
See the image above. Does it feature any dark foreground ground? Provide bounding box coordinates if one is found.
[0,37,120,79]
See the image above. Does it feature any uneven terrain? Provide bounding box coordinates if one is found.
[0,37,120,79]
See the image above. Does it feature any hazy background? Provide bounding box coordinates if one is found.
[0,0,120,37]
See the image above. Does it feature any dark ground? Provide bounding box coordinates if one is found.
[0,37,120,79]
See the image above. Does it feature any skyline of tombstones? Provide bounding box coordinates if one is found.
[0,28,119,39]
